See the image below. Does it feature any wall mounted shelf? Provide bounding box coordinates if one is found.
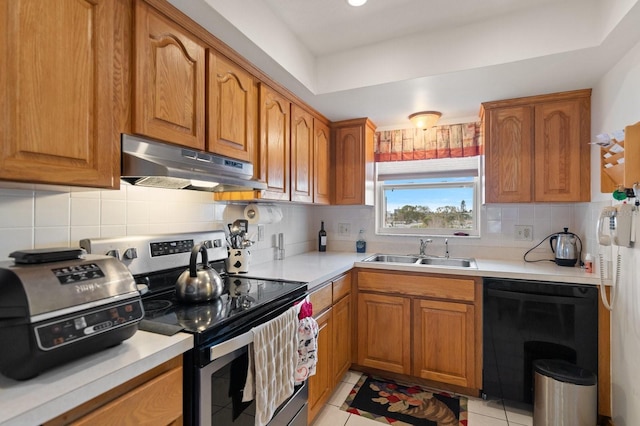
[601,121,640,193]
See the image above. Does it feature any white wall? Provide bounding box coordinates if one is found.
[591,36,640,426]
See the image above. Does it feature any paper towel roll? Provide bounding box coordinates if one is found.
[243,204,283,224]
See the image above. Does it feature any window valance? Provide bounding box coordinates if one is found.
[374,122,482,162]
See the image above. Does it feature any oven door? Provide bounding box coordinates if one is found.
[197,330,308,426]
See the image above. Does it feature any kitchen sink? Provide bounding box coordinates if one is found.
[363,254,421,264]
[419,257,474,267]
[362,253,477,269]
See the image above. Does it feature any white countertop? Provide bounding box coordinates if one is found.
[0,330,193,426]
[0,251,603,425]
[248,251,605,288]
[247,252,372,289]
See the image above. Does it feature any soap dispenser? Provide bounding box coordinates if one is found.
[356,229,367,253]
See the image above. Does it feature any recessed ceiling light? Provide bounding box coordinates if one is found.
[348,0,367,6]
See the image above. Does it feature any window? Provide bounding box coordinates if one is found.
[375,157,481,237]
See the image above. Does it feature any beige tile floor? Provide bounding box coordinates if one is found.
[312,371,533,426]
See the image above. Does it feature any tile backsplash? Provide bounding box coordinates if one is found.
[0,180,604,265]
[0,183,222,260]
[0,183,317,265]
[311,203,581,261]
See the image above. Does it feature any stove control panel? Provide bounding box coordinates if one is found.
[150,239,194,257]
[34,299,143,351]
[150,238,223,257]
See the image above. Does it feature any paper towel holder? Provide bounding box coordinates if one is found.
[244,203,283,224]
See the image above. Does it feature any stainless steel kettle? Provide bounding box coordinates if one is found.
[550,228,579,267]
[175,243,224,303]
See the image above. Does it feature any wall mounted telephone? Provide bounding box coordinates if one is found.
[597,204,635,247]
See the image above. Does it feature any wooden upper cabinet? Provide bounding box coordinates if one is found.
[482,89,591,203]
[534,98,589,202]
[291,104,314,203]
[314,120,331,205]
[484,106,534,202]
[207,52,257,162]
[258,84,290,201]
[0,0,122,188]
[134,0,205,149]
[333,118,376,205]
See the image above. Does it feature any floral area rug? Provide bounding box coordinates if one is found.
[340,374,468,426]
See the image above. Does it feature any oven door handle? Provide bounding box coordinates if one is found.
[209,329,254,361]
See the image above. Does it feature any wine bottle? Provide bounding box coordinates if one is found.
[319,221,327,252]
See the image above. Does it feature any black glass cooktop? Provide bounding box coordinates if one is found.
[136,267,307,347]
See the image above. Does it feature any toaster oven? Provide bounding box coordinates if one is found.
[0,249,143,380]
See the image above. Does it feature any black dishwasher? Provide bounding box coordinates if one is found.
[482,278,598,405]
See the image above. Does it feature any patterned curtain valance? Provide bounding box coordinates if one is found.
[374,122,482,162]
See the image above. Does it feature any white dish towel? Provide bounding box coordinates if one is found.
[243,306,298,426]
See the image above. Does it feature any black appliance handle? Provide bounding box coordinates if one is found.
[486,288,593,305]
[549,235,557,253]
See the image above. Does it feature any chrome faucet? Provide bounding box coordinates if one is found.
[419,238,432,256]
[445,238,449,258]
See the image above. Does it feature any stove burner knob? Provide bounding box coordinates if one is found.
[106,249,121,260]
[123,248,138,260]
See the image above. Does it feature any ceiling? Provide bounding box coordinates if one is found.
[169,0,640,129]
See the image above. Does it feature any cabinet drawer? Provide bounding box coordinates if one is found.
[332,273,351,302]
[358,271,475,302]
[70,365,182,425]
[310,283,332,315]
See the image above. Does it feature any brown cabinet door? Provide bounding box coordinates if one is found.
[333,119,375,205]
[207,52,257,162]
[258,84,291,201]
[413,299,475,388]
[134,0,205,149]
[291,104,314,203]
[334,125,364,205]
[314,120,331,205]
[484,106,534,203]
[332,293,352,384]
[0,0,120,188]
[534,99,587,201]
[308,308,332,424]
[357,292,411,375]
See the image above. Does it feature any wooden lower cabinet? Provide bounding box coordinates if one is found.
[413,299,475,388]
[355,270,481,392]
[307,272,353,424]
[332,293,352,383]
[308,308,333,423]
[44,356,183,426]
[357,292,411,374]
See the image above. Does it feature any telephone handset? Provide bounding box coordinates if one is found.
[597,204,634,247]
[597,203,635,311]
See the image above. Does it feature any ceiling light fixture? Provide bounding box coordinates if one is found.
[409,111,442,129]
[347,0,367,6]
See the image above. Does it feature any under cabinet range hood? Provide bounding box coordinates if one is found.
[121,134,267,192]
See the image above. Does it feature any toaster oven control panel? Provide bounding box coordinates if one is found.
[34,300,144,351]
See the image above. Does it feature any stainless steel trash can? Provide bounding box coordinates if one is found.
[533,359,597,426]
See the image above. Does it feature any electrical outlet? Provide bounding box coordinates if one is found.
[257,224,264,242]
[338,223,351,236]
[515,225,533,241]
